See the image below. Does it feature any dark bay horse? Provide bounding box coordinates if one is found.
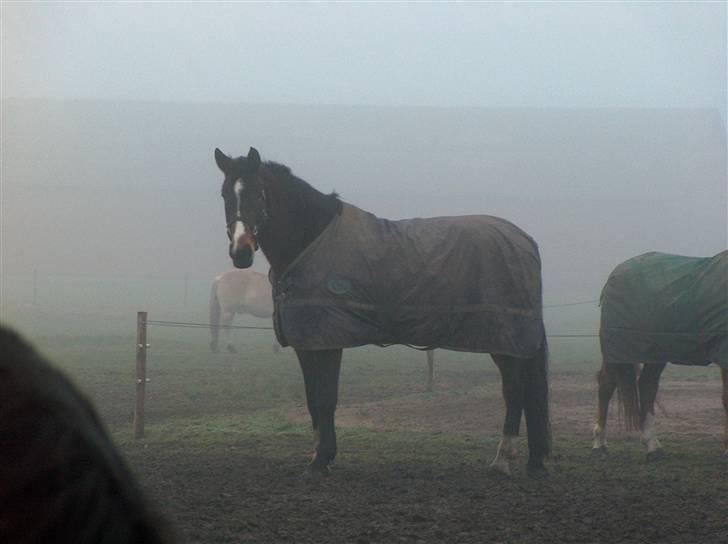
[213,147,551,477]
[593,251,728,460]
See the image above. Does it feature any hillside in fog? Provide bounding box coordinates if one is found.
[2,98,726,302]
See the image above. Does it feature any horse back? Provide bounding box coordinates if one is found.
[215,269,273,317]
[600,251,728,365]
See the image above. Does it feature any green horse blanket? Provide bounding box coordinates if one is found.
[600,251,728,366]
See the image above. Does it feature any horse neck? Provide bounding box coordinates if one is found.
[259,169,339,276]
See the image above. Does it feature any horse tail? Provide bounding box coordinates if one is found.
[614,362,640,431]
[209,278,221,352]
[522,333,551,458]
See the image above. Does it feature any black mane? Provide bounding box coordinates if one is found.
[265,161,340,201]
[257,159,341,274]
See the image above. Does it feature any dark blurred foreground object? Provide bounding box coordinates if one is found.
[0,325,175,543]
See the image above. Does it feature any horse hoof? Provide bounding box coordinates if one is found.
[226,345,238,354]
[488,461,512,477]
[526,463,549,479]
[302,463,331,479]
[591,446,608,456]
[646,449,668,463]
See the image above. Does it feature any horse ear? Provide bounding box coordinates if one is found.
[214,148,231,173]
[247,147,261,170]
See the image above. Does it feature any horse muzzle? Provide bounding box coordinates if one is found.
[230,244,254,269]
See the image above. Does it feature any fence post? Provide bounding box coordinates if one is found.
[426,350,434,392]
[133,311,148,439]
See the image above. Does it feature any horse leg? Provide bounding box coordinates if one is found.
[490,356,523,476]
[221,312,237,353]
[639,362,667,461]
[298,352,320,460]
[721,365,728,459]
[593,360,617,453]
[296,349,343,475]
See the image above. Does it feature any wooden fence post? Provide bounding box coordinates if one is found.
[133,311,148,439]
[426,350,434,392]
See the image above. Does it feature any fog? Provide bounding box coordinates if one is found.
[3,3,725,115]
[1,2,726,329]
[3,6,728,539]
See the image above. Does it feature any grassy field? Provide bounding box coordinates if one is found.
[2,306,726,543]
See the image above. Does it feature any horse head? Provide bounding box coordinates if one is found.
[214,147,268,268]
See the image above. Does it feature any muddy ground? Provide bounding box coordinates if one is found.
[120,369,727,544]
[7,309,725,544]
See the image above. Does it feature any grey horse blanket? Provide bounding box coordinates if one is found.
[600,251,728,366]
[271,203,544,356]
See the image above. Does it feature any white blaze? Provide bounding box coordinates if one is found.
[232,220,246,247]
[232,180,246,250]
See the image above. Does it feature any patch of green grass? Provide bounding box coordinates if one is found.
[6,308,724,484]
[115,408,310,447]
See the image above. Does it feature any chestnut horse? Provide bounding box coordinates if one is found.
[213,147,551,477]
[593,251,728,461]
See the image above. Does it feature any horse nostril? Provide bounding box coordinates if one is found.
[230,243,252,258]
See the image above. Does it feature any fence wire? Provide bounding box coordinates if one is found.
[144,297,603,337]
[544,299,599,308]
[145,320,273,330]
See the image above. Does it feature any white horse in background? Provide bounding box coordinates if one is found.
[209,269,277,353]
[209,271,434,387]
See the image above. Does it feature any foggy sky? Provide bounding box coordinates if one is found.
[2,2,726,120]
[1,2,727,316]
